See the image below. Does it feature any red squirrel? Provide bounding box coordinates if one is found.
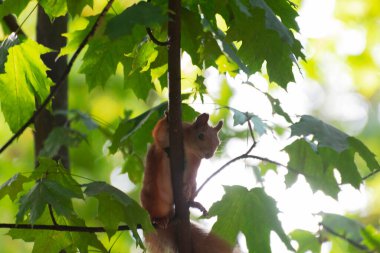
[141,113,232,252]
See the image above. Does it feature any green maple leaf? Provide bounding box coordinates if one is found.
[122,154,144,184]
[0,39,53,132]
[39,127,87,158]
[58,18,94,58]
[79,37,126,89]
[9,228,70,253]
[105,1,167,39]
[284,139,340,198]
[0,173,30,201]
[225,0,303,88]
[362,225,380,251]
[31,157,83,198]
[290,115,380,177]
[84,181,153,248]
[290,115,350,152]
[16,179,82,224]
[322,213,364,244]
[290,229,321,253]
[0,0,29,18]
[265,93,293,123]
[208,186,293,253]
[67,0,93,16]
[39,0,67,20]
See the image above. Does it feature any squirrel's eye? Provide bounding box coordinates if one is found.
[198,133,205,140]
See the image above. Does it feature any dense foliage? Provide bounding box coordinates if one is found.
[0,0,379,252]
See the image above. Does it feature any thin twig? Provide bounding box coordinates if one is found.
[0,0,115,154]
[320,222,371,252]
[0,223,140,232]
[146,27,170,46]
[2,15,26,36]
[362,169,380,181]
[48,204,58,226]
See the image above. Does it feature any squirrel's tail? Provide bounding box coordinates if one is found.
[145,223,233,253]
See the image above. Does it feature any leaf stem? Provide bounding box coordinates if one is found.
[0,0,115,155]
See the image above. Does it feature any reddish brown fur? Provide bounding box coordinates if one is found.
[140,113,232,252]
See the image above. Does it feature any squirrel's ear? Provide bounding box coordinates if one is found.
[194,113,209,128]
[214,120,223,131]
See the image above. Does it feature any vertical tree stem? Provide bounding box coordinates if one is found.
[167,0,191,252]
[35,7,69,168]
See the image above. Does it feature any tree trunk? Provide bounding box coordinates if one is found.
[167,0,192,252]
[35,7,69,168]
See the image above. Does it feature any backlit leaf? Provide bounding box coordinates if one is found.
[290,115,349,152]
[39,0,67,20]
[284,139,340,198]
[290,229,321,253]
[0,39,53,132]
[209,186,293,253]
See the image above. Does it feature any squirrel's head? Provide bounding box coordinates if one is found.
[186,113,223,159]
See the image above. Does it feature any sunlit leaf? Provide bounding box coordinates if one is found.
[362,225,380,251]
[209,186,293,253]
[348,137,380,171]
[0,39,53,132]
[67,0,93,16]
[39,0,67,20]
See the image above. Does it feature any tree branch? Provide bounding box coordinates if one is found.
[0,0,115,155]
[167,0,192,251]
[195,119,314,196]
[0,223,140,233]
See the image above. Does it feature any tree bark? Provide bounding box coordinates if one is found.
[167,0,192,252]
[35,7,69,168]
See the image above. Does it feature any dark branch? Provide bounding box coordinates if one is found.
[362,169,380,181]
[146,27,170,46]
[0,223,141,233]
[0,0,115,155]
[320,222,371,252]
[2,15,26,36]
